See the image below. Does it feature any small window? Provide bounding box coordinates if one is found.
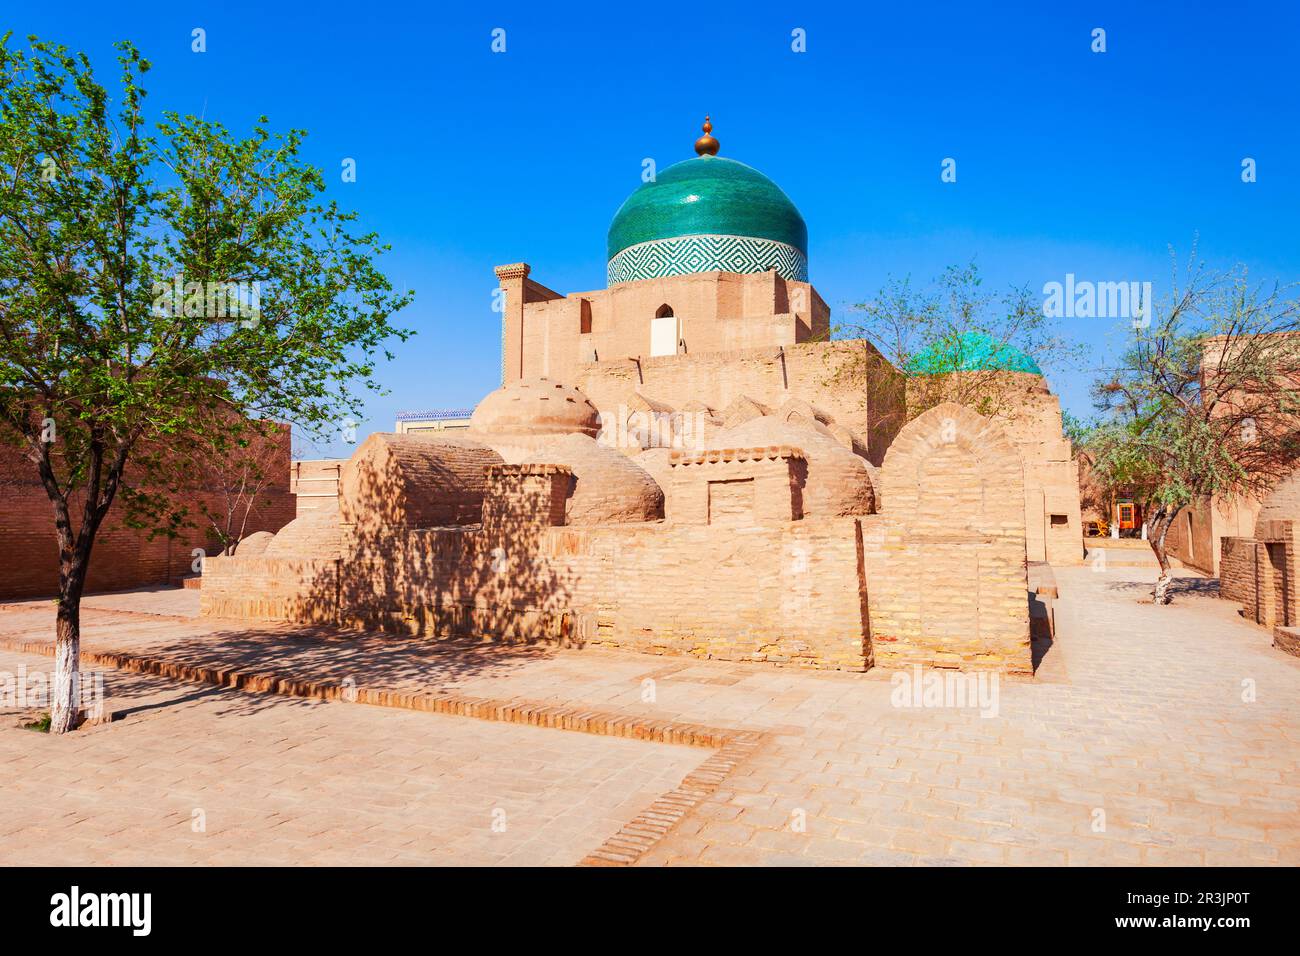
[655,304,674,319]
[1049,514,1069,527]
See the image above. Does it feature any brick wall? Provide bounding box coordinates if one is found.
[1219,536,1258,610]
[482,464,570,532]
[1,482,295,600]
[0,430,295,601]
[864,403,1032,674]
[203,513,874,670]
[198,555,339,623]
[1218,523,1300,630]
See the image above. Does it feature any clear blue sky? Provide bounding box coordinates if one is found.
[12,1,1300,456]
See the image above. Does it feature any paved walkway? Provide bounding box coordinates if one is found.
[0,651,703,865]
[0,564,1297,865]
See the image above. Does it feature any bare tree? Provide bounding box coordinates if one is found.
[186,420,289,556]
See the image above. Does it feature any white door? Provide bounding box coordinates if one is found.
[650,316,677,357]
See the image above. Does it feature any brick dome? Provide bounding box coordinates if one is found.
[470,377,601,439]
[634,446,676,493]
[521,433,664,525]
[340,433,504,531]
[235,530,275,556]
[716,417,876,516]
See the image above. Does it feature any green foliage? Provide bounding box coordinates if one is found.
[0,35,412,565]
[1080,250,1300,590]
[1085,253,1300,515]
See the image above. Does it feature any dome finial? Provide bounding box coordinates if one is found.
[694,115,719,156]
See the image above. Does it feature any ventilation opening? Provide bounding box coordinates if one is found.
[1049,514,1069,527]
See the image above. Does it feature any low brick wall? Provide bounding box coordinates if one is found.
[203,516,872,669]
[199,556,339,624]
[1219,536,1258,610]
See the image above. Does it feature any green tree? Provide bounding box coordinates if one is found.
[827,262,1085,432]
[1086,253,1300,604]
[0,36,412,732]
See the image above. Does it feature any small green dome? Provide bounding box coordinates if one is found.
[905,332,1043,376]
[606,154,808,284]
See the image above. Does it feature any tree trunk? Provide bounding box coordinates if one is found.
[29,434,128,734]
[1148,507,1180,606]
[49,577,84,734]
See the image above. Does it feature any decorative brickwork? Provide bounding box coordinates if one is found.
[607,234,808,285]
[667,445,805,524]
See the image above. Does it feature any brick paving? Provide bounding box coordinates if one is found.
[0,651,704,866]
[0,562,1297,865]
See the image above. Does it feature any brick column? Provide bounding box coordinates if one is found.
[494,263,530,385]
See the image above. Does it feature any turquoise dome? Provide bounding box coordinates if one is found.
[606,154,808,285]
[905,332,1043,376]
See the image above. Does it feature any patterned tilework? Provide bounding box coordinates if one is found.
[607,234,808,285]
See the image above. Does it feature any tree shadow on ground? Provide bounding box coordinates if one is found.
[95,665,336,720]
[109,621,563,699]
[1105,577,1221,599]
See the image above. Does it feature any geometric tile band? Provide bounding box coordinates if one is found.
[608,234,808,285]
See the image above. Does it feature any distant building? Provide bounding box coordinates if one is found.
[395,408,475,435]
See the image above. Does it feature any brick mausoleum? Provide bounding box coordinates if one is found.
[202,120,1086,675]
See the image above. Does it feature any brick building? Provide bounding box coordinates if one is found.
[202,120,1083,674]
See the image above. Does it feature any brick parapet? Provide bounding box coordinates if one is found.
[668,444,804,467]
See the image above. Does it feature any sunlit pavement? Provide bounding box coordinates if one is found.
[0,566,1296,866]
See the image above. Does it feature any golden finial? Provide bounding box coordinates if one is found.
[694,115,719,156]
